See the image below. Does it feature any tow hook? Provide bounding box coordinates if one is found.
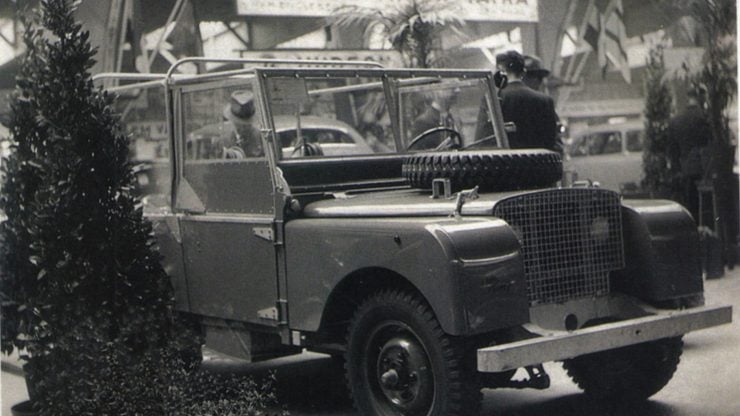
[481,364,551,390]
[523,364,550,389]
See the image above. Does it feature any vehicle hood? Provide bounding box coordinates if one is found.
[302,188,521,218]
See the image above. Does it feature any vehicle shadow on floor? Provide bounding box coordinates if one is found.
[202,352,354,414]
[202,354,681,416]
[483,391,678,416]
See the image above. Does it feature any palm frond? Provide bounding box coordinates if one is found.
[329,5,389,29]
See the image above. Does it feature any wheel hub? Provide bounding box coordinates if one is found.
[375,335,433,412]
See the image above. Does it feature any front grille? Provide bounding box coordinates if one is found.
[493,189,624,305]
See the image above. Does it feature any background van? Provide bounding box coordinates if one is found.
[564,121,644,192]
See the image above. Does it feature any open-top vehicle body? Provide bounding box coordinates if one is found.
[99,58,732,416]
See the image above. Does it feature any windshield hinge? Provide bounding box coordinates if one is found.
[452,186,479,217]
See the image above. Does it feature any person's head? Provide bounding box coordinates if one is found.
[224,90,256,134]
[686,88,702,107]
[523,54,550,91]
[495,50,525,79]
[431,88,460,112]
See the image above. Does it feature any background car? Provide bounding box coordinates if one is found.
[186,115,375,159]
[274,115,374,157]
[564,120,644,192]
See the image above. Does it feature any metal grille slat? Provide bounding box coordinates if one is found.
[493,189,624,305]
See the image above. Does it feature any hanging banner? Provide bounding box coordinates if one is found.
[236,0,538,22]
[237,49,404,68]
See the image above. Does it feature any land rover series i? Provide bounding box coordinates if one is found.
[102,58,732,416]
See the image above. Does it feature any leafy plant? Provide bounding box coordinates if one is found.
[330,0,463,68]
[641,44,679,198]
[36,334,284,415]
[688,0,738,264]
[0,1,199,414]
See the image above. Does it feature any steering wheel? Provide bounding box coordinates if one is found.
[407,127,463,151]
[291,142,324,157]
[462,135,498,150]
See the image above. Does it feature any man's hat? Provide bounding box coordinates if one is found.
[523,55,551,77]
[224,90,256,124]
[495,50,525,73]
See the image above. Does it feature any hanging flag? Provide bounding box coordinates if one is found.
[602,0,631,83]
[582,0,601,55]
[578,0,631,83]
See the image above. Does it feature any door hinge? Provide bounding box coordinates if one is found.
[253,226,274,242]
[257,306,279,321]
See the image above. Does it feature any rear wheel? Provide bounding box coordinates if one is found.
[345,289,480,416]
[563,336,683,403]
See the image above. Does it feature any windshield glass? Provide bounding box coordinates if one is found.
[109,82,170,211]
[397,77,496,149]
[265,76,395,158]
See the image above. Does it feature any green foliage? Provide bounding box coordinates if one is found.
[641,44,680,198]
[0,1,284,413]
[0,1,275,414]
[29,332,283,415]
[1,0,172,354]
[330,0,462,68]
[689,0,736,168]
[689,0,738,260]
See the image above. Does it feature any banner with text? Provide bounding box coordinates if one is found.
[237,49,405,68]
[236,0,538,22]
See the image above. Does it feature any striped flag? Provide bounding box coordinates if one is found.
[582,0,601,55]
[579,0,631,83]
[602,0,630,83]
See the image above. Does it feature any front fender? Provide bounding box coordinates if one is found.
[612,199,704,306]
[285,217,527,336]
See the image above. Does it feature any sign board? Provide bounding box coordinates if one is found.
[266,78,310,105]
[237,49,404,68]
[558,99,644,118]
[236,0,538,22]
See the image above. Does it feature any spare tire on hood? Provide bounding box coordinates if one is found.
[402,149,562,192]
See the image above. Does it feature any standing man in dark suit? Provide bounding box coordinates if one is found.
[522,54,550,92]
[667,90,710,221]
[495,50,560,153]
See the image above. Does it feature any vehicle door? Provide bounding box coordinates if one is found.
[104,78,192,311]
[173,77,280,326]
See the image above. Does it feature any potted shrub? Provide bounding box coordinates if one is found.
[0,1,180,413]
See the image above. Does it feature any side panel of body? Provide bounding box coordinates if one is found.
[285,217,528,336]
[612,199,704,304]
[149,214,190,311]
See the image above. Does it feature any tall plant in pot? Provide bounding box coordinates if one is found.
[0,1,183,413]
[689,0,738,267]
[641,44,679,199]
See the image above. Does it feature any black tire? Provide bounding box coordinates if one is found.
[402,149,562,192]
[345,289,480,416]
[563,336,683,403]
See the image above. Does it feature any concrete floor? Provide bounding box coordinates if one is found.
[3,270,739,415]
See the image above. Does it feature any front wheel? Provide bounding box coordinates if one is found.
[345,289,480,416]
[563,336,683,403]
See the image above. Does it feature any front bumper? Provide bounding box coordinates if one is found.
[477,304,732,372]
